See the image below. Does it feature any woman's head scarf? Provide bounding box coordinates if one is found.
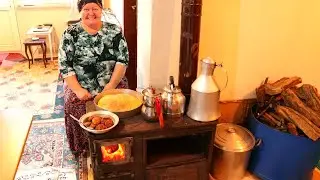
[77,0,103,12]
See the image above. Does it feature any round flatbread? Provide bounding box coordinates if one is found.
[98,93,141,112]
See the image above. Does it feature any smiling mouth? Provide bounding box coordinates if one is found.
[87,17,97,20]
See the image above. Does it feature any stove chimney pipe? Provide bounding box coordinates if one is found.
[178,0,202,106]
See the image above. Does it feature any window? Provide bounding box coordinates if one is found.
[0,0,10,7]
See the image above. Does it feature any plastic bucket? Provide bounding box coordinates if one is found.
[247,104,320,180]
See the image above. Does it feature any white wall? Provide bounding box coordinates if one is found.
[136,0,181,90]
[136,0,152,90]
[110,0,124,28]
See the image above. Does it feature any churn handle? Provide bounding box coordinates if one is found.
[215,63,228,91]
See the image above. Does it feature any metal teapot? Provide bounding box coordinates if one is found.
[187,57,228,122]
[141,87,164,128]
[161,76,186,117]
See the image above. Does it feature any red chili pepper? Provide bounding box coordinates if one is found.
[155,97,164,128]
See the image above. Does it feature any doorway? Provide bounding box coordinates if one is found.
[0,0,21,52]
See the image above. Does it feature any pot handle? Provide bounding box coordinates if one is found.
[215,63,228,91]
[255,138,262,148]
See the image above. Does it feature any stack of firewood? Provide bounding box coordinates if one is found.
[255,77,320,141]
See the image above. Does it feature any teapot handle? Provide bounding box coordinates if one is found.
[215,63,228,91]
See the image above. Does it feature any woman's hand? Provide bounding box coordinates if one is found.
[102,64,127,92]
[102,83,116,92]
[74,88,92,101]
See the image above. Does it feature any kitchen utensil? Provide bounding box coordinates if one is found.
[212,123,257,180]
[94,89,143,118]
[70,114,81,123]
[187,57,228,122]
[71,110,119,134]
[141,87,164,127]
[161,76,186,117]
[141,105,158,122]
[142,86,162,108]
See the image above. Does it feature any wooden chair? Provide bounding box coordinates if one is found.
[23,38,47,69]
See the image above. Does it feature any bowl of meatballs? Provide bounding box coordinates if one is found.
[78,110,119,134]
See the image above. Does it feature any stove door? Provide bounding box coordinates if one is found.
[93,137,133,165]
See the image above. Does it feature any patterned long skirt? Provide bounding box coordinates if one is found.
[64,78,129,154]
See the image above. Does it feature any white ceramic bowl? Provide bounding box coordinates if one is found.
[78,110,119,134]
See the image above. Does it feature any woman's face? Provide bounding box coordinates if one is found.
[81,3,102,26]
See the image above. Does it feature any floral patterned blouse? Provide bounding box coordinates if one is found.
[58,21,129,95]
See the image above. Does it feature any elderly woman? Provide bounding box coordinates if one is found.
[58,0,129,154]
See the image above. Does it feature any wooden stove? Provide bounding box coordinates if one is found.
[85,102,216,180]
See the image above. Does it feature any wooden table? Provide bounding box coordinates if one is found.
[26,26,55,62]
[0,109,33,180]
[23,38,47,69]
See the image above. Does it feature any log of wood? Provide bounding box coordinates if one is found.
[256,85,266,108]
[269,112,286,124]
[276,105,320,141]
[262,112,281,127]
[296,84,320,113]
[287,123,299,136]
[256,95,282,118]
[282,89,320,127]
[256,77,269,107]
[265,76,302,95]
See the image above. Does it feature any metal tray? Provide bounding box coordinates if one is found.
[93,89,143,118]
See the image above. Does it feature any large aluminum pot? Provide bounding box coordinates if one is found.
[212,123,258,180]
[94,89,143,118]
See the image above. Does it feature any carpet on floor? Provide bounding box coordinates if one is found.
[15,119,88,180]
[33,75,65,121]
[5,53,25,62]
[0,53,8,65]
[0,53,25,67]
[0,61,58,115]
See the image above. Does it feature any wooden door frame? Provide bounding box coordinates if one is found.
[123,0,137,90]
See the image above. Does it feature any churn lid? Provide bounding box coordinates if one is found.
[214,123,255,152]
[201,57,216,65]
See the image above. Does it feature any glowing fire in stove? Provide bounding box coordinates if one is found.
[101,144,125,163]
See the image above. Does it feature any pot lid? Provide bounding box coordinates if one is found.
[142,86,161,97]
[214,123,255,152]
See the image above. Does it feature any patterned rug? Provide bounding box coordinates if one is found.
[15,119,88,180]
[33,75,65,121]
[0,53,25,67]
[0,53,8,65]
[0,60,58,115]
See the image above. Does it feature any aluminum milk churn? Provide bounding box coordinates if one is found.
[187,57,228,122]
